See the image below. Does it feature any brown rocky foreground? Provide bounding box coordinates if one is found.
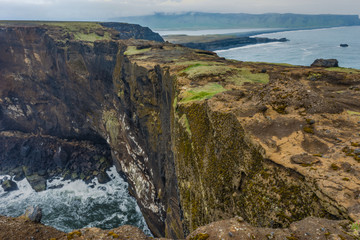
[0,22,360,239]
[0,215,358,240]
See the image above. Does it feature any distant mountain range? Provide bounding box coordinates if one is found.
[111,12,360,30]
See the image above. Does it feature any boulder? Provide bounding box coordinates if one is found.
[23,205,42,223]
[311,58,339,68]
[1,179,18,192]
[12,167,25,181]
[290,153,320,165]
[26,174,46,192]
[354,148,360,155]
[340,44,349,47]
[97,172,111,184]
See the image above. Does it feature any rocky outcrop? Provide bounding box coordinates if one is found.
[100,22,164,42]
[23,205,42,223]
[0,132,113,191]
[311,58,339,67]
[1,22,360,239]
[1,178,18,191]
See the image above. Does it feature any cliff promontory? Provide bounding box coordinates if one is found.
[0,22,360,239]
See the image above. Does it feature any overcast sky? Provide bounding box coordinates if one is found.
[0,0,359,21]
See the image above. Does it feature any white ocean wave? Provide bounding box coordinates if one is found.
[0,166,151,235]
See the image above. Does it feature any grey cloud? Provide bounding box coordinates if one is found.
[0,0,359,21]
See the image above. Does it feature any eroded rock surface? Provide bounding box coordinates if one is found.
[187,217,357,240]
[0,214,358,240]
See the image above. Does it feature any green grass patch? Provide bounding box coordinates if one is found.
[179,62,269,85]
[183,64,235,79]
[173,96,178,110]
[44,22,100,30]
[73,32,110,41]
[347,110,360,116]
[181,63,208,72]
[228,68,269,85]
[0,21,113,41]
[179,83,227,103]
[124,46,151,55]
[250,61,301,67]
[326,67,360,73]
[175,61,224,68]
[177,60,269,84]
[179,114,192,136]
[43,22,112,42]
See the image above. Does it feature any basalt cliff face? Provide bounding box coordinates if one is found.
[0,22,179,237]
[0,22,360,239]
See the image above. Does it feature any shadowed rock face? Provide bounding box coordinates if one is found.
[1,22,360,239]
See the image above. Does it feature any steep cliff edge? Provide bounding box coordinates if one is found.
[1,22,360,239]
[0,23,181,238]
[128,45,360,234]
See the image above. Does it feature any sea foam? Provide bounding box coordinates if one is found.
[0,166,151,235]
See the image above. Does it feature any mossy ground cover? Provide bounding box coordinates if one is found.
[179,114,192,136]
[45,22,112,42]
[175,61,225,72]
[326,67,360,73]
[182,64,235,79]
[250,61,301,67]
[179,83,227,103]
[0,21,113,42]
[347,110,360,116]
[124,46,151,55]
[179,61,269,84]
[229,68,269,85]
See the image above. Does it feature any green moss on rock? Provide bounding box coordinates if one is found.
[174,101,336,233]
[179,83,227,103]
[189,233,210,240]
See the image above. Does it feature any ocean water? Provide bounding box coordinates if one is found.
[215,26,360,69]
[0,166,151,235]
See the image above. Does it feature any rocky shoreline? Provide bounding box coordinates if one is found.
[0,131,113,192]
[163,34,288,51]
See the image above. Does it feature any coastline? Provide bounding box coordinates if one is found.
[165,35,288,51]
[162,26,356,52]
[215,25,360,69]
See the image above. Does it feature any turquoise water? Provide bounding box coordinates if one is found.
[215,26,360,69]
[0,166,151,235]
